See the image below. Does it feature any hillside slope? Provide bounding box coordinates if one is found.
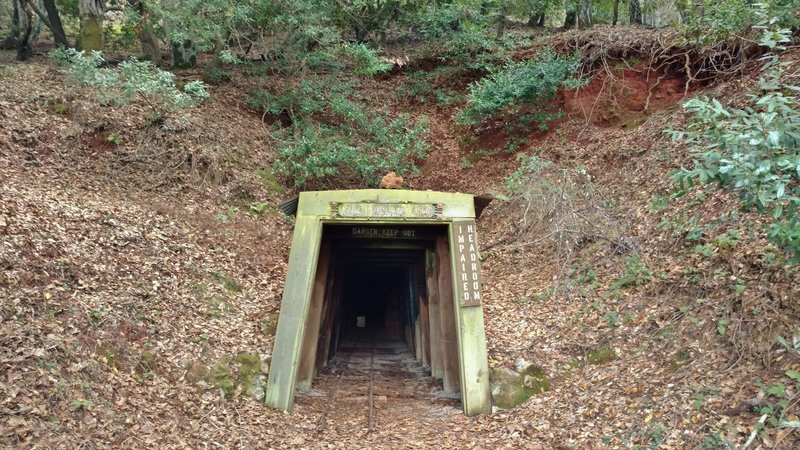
[2,30,799,448]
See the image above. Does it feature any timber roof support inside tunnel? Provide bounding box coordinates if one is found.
[265,190,491,417]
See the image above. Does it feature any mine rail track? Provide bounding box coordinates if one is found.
[313,338,461,436]
[368,347,375,433]
[316,339,379,434]
[315,346,355,433]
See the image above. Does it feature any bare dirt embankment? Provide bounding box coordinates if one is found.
[2,26,800,448]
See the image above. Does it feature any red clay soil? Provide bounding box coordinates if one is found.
[414,63,689,194]
[563,66,689,128]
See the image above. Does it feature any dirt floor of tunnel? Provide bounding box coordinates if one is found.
[295,334,462,438]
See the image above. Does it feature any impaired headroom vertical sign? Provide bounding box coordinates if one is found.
[452,220,482,307]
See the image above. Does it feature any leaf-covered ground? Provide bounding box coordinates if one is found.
[2,33,799,448]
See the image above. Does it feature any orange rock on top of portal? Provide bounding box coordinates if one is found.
[379,172,404,189]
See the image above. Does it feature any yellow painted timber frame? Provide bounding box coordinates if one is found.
[264,189,491,416]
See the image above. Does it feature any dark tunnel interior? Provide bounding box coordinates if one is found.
[331,243,426,351]
[340,266,404,336]
[295,223,464,395]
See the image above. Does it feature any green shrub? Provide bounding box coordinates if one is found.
[250,77,429,188]
[395,67,466,105]
[49,47,209,115]
[244,78,335,118]
[408,3,476,40]
[395,71,435,104]
[273,114,428,188]
[341,43,393,76]
[679,0,800,45]
[610,256,654,291]
[679,0,759,45]
[406,3,532,73]
[672,25,800,261]
[456,50,581,127]
[104,21,139,54]
[203,67,232,84]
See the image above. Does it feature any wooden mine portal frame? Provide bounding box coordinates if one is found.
[265,190,491,416]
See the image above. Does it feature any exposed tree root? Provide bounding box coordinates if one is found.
[551,25,766,89]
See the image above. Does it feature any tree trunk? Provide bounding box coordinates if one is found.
[612,0,620,26]
[79,0,105,51]
[20,0,68,47]
[673,0,691,24]
[1,0,21,50]
[159,0,195,68]
[128,0,160,62]
[564,10,576,28]
[578,0,592,28]
[351,3,369,42]
[42,0,69,47]
[496,6,508,39]
[353,22,368,42]
[171,39,197,68]
[140,23,160,63]
[528,13,545,27]
[16,0,34,61]
[629,0,643,25]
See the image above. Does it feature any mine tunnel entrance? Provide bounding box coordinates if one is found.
[295,224,463,397]
[265,189,491,416]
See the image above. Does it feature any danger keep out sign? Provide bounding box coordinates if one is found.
[452,220,482,307]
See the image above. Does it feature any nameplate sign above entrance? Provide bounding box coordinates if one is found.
[331,202,442,220]
[452,220,482,307]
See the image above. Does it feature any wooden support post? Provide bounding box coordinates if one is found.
[330,277,345,359]
[316,264,339,372]
[414,317,421,361]
[419,290,430,368]
[450,220,492,416]
[296,241,331,391]
[436,236,460,393]
[426,249,443,379]
[265,216,323,411]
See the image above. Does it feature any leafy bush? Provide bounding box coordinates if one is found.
[395,73,435,104]
[249,77,429,188]
[245,78,356,119]
[341,43,393,76]
[273,116,428,188]
[49,47,209,115]
[679,0,758,45]
[142,0,258,53]
[679,0,800,45]
[395,68,465,105]
[268,43,396,77]
[103,21,139,54]
[456,50,581,126]
[445,29,531,73]
[672,26,800,261]
[408,3,476,40]
[404,2,532,73]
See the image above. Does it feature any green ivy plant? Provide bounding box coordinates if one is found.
[671,23,800,261]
